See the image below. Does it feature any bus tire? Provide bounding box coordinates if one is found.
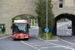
[13,39,15,41]
[27,38,29,40]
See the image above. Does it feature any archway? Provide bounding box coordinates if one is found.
[57,18,72,36]
[12,14,38,27]
[52,13,75,36]
[11,14,38,37]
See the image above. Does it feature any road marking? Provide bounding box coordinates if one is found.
[66,28,67,29]
[40,47,49,49]
[38,49,40,50]
[33,43,54,46]
[45,41,61,46]
[34,45,41,46]
[30,43,36,44]
[21,40,34,48]
[0,35,12,39]
[35,47,37,49]
[66,32,71,35]
[40,45,74,50]
[58,38,75,45]
[57,28,70,30]
[44,40,75,50]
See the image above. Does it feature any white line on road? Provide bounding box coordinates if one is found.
[34,45,41,46]
[43,40,75,50]
[34,43,56,47]
[38,49,40,50]
[66,32,71,35]
[35,47,38,49]
[0,35,12,39]
[30,43,36,44]
[40,46,75,50]
[40,47,50,49]
[58,37,75,45]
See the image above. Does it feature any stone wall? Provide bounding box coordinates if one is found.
[0,0,75,35]
[0,0,38,35]
[52,0,75,17]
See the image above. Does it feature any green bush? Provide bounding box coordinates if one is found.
[41,32,53,40]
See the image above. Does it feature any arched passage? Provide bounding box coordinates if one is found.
[12,14,37,26]
[11,14,38,38]
[52,13,75,36]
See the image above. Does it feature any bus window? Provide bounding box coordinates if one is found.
[13,23,28,33]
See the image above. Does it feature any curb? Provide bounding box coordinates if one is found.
[35,35,58,42]
[0,35,12,40]
[72,36,75,38]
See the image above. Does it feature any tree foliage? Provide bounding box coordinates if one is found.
[19,15,26,19]
[12,17,18,23]
[36,0,55,33]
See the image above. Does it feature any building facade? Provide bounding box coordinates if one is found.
[52,0,75,17]
[0,0,75,35]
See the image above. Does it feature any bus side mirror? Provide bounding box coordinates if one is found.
[11,26,13,29]
[28,24,30,28]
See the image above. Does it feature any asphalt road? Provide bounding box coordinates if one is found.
[57,21,72,36]
[1,21,75,50]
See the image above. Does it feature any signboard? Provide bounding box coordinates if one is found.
[45,28,49,33]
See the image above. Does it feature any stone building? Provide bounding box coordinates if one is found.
[52,0,75,36]
[0,0,75,36]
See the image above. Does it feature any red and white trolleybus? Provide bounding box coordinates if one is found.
[11,20,30,40]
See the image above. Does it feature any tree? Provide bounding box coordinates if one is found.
[36,0,55,34]
[19,15,26,19]
[12,17,18,23]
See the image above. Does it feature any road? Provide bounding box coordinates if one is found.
[57,21,72,36]
[0,21,75,50]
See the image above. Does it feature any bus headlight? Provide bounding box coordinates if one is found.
[25,35,28,38]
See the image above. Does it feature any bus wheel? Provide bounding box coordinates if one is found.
[13,39,15,41]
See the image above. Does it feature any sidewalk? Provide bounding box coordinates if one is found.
[0,34,12,40]
[36,35,58,42]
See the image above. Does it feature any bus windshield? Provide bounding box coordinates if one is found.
[13,23,28,33]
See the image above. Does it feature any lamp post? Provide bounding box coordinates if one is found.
[46,0,48,40]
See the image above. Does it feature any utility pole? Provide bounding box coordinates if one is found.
[46,0,48,40]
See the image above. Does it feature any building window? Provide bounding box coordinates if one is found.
[59,0,63,8]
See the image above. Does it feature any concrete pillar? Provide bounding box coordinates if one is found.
[5,20,12,35]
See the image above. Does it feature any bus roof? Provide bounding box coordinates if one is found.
[13,20,28,23]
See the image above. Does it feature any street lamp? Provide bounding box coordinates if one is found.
[46,0,48,40]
